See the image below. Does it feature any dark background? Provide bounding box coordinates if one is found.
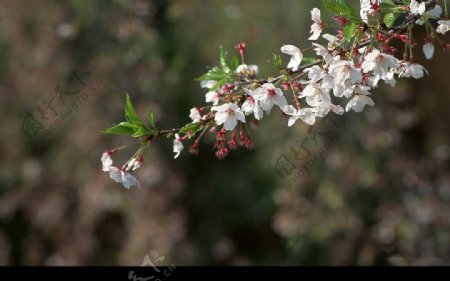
[0,0,449,265]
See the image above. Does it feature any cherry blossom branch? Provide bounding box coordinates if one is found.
[101,0,450,189]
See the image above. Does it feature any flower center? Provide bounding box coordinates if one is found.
[267,88,276,97]
[376,54,383,63]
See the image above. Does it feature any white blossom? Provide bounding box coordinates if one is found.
[280,45,303,71]
[409,0,426,15]
[237,64,259,77]
[205,91,220,105]
[361,49,400,79]
[236,64,247,74]
[313,43,333,64]
[248,65,259,75]
[437,20,450,35]
[330,104,345,115]
[415,4,442,24]
[321,73,336,91]
[132,159,141,171]
[398,62,427,79]
[425,4,442,17]
[101,152,113,172]
[360,0,371,23]
[358,46,368,54]
[124,157,141,172]
[189,107,202,123]
[423,42,435,60]
[427,5,442,18]
[322,34,340,48]
[173,134,184,159]
[308,8,323,41]
[383,70,397,87]
[346,95,375,113]
[108,167,140,189]
[282,105,318,126]
[242,90,264,120]
[212,103,246,131]
[253,83,287,111]
[300,83,331,108]
[303,65,327,83]
[360,0,381,23]
[121,172,140,189]
[201,80,216,89]
[332,82,346,98]
[109,166,123,183]
[343,84,372,99]
[365,75,380,88]
[102,152,141,189]
[329,59,363,85]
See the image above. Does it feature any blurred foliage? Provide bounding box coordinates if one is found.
[0,0,449,266]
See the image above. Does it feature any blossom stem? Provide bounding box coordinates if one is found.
[408,25,415,61]
[289,80,301,111]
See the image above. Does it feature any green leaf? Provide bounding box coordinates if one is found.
[102,122,137,135]
[322,0,360,22]
[343,21,358,41]
[383,12,396,28]
[196,67,227,82]
[132,128,150,138]
[271,53,283,69]
[212,78,228,91]
[125,94,140,124]
[229,56,240,71]
[220,46,231,74]
[302,57,317,65]
[379,0,396,10]
[148,110,156,129]
[102,94,158,138]
[179,122,202,137]
[383,7,404,28]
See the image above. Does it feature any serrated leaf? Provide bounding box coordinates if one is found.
[125,94,140,124]
[383,8,403,28]
[322,0,360,22]
[196,67,227,82]
[132,128,149,138]
[271,53,283,69]
[343,21,358,41]
[179,122,202,136]
[102,122,137,135]
[220,46,231,74]
[148,110,156,129]
[230,56,240,71]
[211,78,228,91]
[383,13,396,27]
[379,0,396,10]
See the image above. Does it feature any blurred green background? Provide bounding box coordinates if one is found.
[0,0,450,266]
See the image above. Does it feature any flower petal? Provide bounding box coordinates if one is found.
[280,45,303,71]
[423,42,435,60]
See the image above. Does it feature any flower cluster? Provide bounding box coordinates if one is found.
[102,0,450,189]
[101,150,142,189]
